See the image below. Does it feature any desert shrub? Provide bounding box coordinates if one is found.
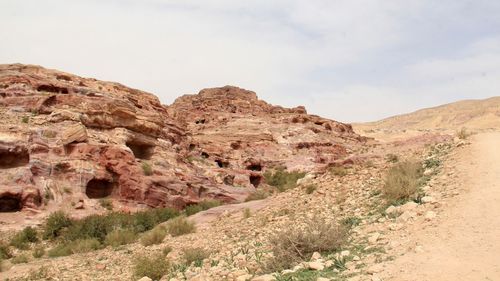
[10,226,38,249]
[0,243,12,259]
[105,229,137,247]
[141,226,167,246]
[341,216,362,227]
[70,239,101,253]
[133,255,170,280]
[32,245,45,258]
[329,166,348,177]
[243,208,252,219]
[166,216,195,237]
[265,216,348,272]
[182,248,209,267]
[304,185,317,194]
[383,160,423,204]
[47,244,72,258]
[185,200,221,216]
[386,153,399,163]
[264,168,306,192]
[162,246,172,256]
[456,127,469,140]
[142,162,153,176]
[99,199,113,210]
[43,211,72,240]
[21,116,29,123]
[11,254,29,264]
[245,190,270,202]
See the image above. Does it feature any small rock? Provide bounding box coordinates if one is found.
[137,277,152,281]
[371,276,382,281]
[324,260,334,267]
[421,196,435,204]
[310,251,322,261]
[415,245,424,253]
[95,263,106,270]
[368,232,381,244]
[308,261,325,271]
[236,274,253,281]
[352,255,360,261]
[400,201,418,212]
[340,250,350,257]
[385,205,398,214]
[317,278,330,281]
[425,211,436,221]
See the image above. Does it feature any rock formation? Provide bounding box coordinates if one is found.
[0,64,365,212]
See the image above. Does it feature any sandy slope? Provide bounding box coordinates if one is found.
[354,96,500,133]
[382,132,500,281]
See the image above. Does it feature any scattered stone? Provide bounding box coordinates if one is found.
[340,250,350,257]
[425,211,437,221]
[421,196,436,204]
[308,261,325,271]
[310,251,322,261]
[368,232,381,244]
[385,205,398,215]
[251,274,276,281]
[367,264,383,274]
[137,277,152,281]
[317,278,330,281]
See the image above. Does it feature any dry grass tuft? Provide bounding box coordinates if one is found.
[382,160,423,204]
[166,216,196,237]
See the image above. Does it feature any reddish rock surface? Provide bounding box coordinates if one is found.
[0,64,365,213]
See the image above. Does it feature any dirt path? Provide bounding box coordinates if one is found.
[189,198,270,226]
[382,132,500,281]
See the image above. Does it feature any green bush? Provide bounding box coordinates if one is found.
[329,166,348,177]
[12,254,29,264]
[43,211,72,240]
[456,127,469,140]
[166,216,195,237]
[99,199,113,210]
[245,190,270,202]
[32,245,45,258]
[264,168,306,192]
[386,154,399,163]
[105,229,137,247]
[48,244,72,258]
[265,216,348,272]
[10,226,38,249]
[141,226,167,246]
[0,243,12,259]
[70,239,101,254]
[133,255,170,280]
[383,160,424,204]
[185,200,221,216]
[142,162,153,176]
[182,248,209,267]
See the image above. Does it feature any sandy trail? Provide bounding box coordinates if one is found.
[383,132,500,281]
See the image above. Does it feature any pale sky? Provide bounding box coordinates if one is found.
[1,0,499,122]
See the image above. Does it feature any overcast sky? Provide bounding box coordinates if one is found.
[1,1,499,122]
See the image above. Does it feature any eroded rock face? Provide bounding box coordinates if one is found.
[168,86,367,189]
[0,65,365,212]
[0,64,245,211]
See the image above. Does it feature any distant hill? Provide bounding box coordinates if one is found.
[354,97,500,134]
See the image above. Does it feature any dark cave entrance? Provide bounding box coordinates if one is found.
[126,141,154,160]
[0,149,30,169]
[246,163,262,171]
[85,179,115,199]
[0,195,22,212]
[249,174,262,188]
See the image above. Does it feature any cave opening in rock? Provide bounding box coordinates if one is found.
[215,159,229,168]
[246,163,262,171]
[201,152,209,159]
[0,195,22,212]
[249,174,262,188]
[0,149,30,169]
[85,179,115,198]
[126,141,154,160]
[36,84,69,94]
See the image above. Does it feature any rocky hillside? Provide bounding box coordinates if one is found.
[0,64,365,214]
[354,97,500,134]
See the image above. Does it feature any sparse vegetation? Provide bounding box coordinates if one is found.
[0,243,11,259]
[133,255,171,280]
[457,127,469,139]
[342,216,362,227]
[142,162,153,176]
[141,226,167,246]
[43,211,72,240]
[70,238,101,253]
[243,208,252,219]
[166,216,196,237]
[264,168,306,192]
[99,198,113,210]
[265,216,348,272]
[245,189,270,202]
[105,229,137,247]
[47,244,72,258]
[182,247,210,267]
[304,184,317,194]
[329,166,348,177]
[382,160,423,204]
[21,116,29,123]
[386,153,399,163]
[12,254,29,264]
[10,226,38,249]
[185,200,221,216]
[32,245,45,258]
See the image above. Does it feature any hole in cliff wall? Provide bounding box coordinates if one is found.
[249,174,262,188]
[195,119,206,124]
[215,159,229,168]
[37,85,69,94]
[201,152,209,159]
[230,142,241,150]
[126,141,154,160]
[223,175,235,185]
[85,179,115,199]
[246,163,262,171]
[0,149,30,169]
[0,195,22,212]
